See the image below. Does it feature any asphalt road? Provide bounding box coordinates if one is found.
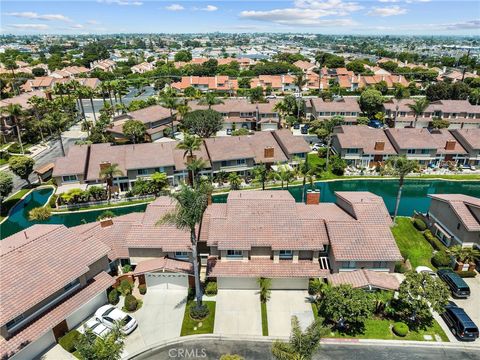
[130,339,480,360]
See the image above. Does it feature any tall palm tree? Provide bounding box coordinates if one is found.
[99,163,124,200]
[159,89,179,139]
[2,104,24,154]
[5,60,19,95]
[407,98,429,128]
[176,102,191,122]
[157,185,209,311]
[177,133,202,186]
[45,111,69,157]
[28,96,48,143]
[253,164,269,190]
[271,316,328,360]
[384,156,419,222]
[276,164,294,189]
[186,158,206,187]
[82,86,98,123]
[293,72,308,95]
[198,92,224,110]
[53,82,66,107]
[296,155,315,203]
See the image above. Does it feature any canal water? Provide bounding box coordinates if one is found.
[1,179,479,239]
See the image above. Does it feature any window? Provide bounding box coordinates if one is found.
[279,250,293,259]
[155,167,165,173]
[400,112,406,116]
[226,250,242,258]
[407,149,416,154]
[373,261,387,269]
[221,161,228,167]
[341,261,356,269]
[340,112,346,116]
[421,149,430,154]
[346,148,359,154]
[62,175,78,183]
[175,252,189,259]
[138,169,149,176]
[295,153,306,158]
[236,159,246,165]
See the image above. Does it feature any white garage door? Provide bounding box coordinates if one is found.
[146,272,188,290]
[271,278,309,290]
[218,277,259,290]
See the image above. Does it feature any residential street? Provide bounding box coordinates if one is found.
[130,339,480,360]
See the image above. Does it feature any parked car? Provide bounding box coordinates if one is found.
[226,129,232,135]
[301,125,309,134]
[95,305,137,335]
[293,123,301,130]
[437,269,471,298]
[441,302,479,341]
[415,266,437,278]
[368,119,383,129]
[312,143,325,151]
[81,317,111,338]
[266,94,277,99]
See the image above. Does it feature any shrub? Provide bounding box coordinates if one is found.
[28,206,52,221]
[394,261,408,274]
[187,287,195,301]
[59,330,80,353]
[432,250,452,268]
[108,288,119,305]
[456,271,477,278]
[204,281,217,296]
[124,294,138,312]
[122,264,132,273]
[48,193,58,208]
[119,279,133,296]
[97,210,116,221]
[309,278,323,295]
[138,284,147,295]
[393,322,409,337]
[424,231,446,251]
[220,355,245,360]
[190,304,210,320]
[413,218,427,231]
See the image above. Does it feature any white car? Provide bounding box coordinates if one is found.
[415,266,437,278]
[95,305,137,335]
[81,317,111,338]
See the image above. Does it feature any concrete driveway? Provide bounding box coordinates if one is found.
[267,290,314,337]
[214,290,262,336]
[124,289,187,354]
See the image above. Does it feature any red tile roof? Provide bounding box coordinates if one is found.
[0,271,113,359]
[333,125,397,155]
[328,269,400,290]
[207,258,328,278]
[0,225,111,326]
[429,194,480,231]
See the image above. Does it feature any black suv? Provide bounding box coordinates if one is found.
[442,302,479,341]
[437,269,470,298]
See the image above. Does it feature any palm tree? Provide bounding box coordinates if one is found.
[253,164,269,190]
[271,316,328,360]
[228,172,242,190]
[198,92,224,109]
[214,170,228,185]
[99,163,124,200]
[4,60,19,95]
[176,103,191,122]
[186,158,206,187]
[296,155,315,203]
[45,111,69,157]
[447,245,480,265]
[177,133,202,186]
[159,89,179,138]
[27,96,48,143]
[293,72,308,95]
[384,156,419,222]
[82,86,98,123]
[257,277,272,303]
[276,164,294,190]
[2,104,24,154]
[157,185,209,311]
[407,98,429,128]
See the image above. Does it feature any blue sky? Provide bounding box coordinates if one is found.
[1,0,479,35]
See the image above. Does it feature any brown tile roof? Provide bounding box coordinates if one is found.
[310,97,361,113]
[207,258,328,278]
[53,144,89,177]
[171,76,238,91]
[429,194,480,231]
[133,257,193,275]
[451,129,480,150]
[0,225,111,326]
[273,129,311,156]
[188,98,277,114]
[385,128,437,150]
[202,191,330,251]
[429,129,467,154]
[293,60,315,71]
[328,269,399,290]
[327,222,402,262]
[333,125,397,155]
[0,271,113,359]
[335,191,393,226]
[0,90,46,109]
[383,99,480,115]
[128,105,174,124]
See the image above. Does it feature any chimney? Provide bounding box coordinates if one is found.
[100,218,114,227]
[264,146,274,158]
[445,140,456,151]
[99,162,111,172]
[374,141,385,151]
[306,190,320,205]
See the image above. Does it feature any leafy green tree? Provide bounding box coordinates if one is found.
[174,50,193,62]
[122,119,146,144]
[9,155,35,186]
[157,185,209,313]
[375,80,389,95]
[249,86,265,103]
[2,104,24,154]
[182,109,223,138]
[358,89,384,118]
[356,116,369,125]
[232,128,250,136]
[257,277,272,303]
[396,272,450,329]
[407,98,429,128]
[346,60,366,74]
[99,163,123,200]
[228,172,242,190]
[150,172,169,195]
[319,284,374,334]
[75,324,125,360]
[311,115,344,169]
[384,156,419,221]
[0,171,13,204]
[271,316,328,360]
[431,118,450,129]
[198,92,224,109]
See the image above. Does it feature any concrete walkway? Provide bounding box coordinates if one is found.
[267,290,314,337]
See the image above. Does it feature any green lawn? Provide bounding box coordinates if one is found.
[180,301,216,336]
[327,318,449,342]
[0,188,31,221]
[261,302,269,336]
[391,217,435,269]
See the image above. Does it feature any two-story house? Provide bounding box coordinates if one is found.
[0,225,113,360]
[385,128,437,166]
[429,129,468,167]
[425,194,480,249]
[107,105,178,142]
[309,97,361,123]
[331,125,397,167]
[451,128,480,166]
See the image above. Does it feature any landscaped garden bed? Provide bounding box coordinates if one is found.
[180,301,216,336]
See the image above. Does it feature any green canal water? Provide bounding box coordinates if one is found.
[1,179,479,239]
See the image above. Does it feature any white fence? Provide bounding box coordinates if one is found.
[56,195,155,210]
